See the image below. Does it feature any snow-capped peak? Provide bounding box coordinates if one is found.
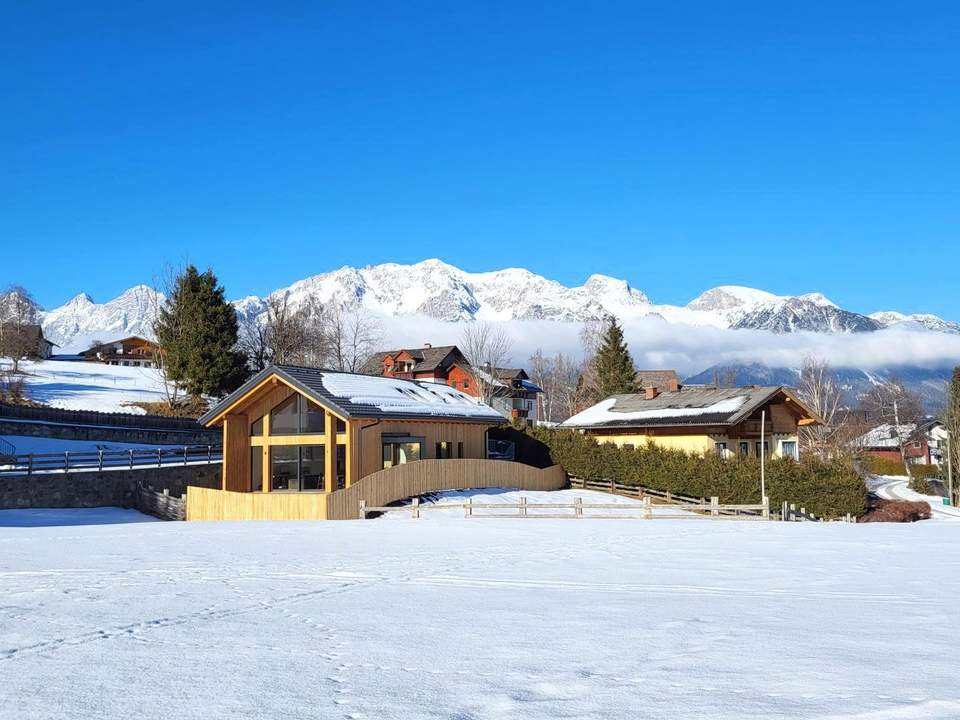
[686,286,781,312]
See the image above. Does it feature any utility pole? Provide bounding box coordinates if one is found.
[948,430,954,506]
[760,409,767,502]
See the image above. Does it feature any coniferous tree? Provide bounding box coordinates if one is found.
[592,316,638,398]
[154,266,248,399]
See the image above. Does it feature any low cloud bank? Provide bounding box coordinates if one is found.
[381,315,960,375]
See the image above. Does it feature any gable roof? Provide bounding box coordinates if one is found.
[360,345,461,375]
[80,335,158,356]
[199,364,505,427]
[561,385,820,430]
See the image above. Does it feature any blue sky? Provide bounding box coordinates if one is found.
[2,2,959,318]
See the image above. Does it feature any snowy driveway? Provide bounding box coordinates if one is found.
[2,510,960,719]
[873,476,960,520]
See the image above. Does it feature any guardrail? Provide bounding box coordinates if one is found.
[360,495,771,520]
[0,437,15,457]
[0,445,223,476]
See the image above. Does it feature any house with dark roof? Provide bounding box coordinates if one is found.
[362,344,542,424]
[562,379,821,459]
[199,364,505,496]
[79,336,160,368]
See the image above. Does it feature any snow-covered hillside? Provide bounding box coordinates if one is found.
[30,259,959,351]
[2,509,960,719]
[3,360,169,414]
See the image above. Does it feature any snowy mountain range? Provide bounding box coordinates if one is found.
[24,258,959,352]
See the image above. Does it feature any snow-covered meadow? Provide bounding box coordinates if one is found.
[2,359,169,414]
[2,509,959,719]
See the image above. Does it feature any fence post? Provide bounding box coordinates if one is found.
[790,503,796,521]
[64,451,69,471]
[710,496,719,517]
[412,497,420,519]
[520,496,528,517]
[28,454,33,476]
[762,496,770,521]
[207,445,212,464]
[359,499,366,519]
[781,500,787,521]
[574,496,582,518]
[609,479,615,494]
[643,496,652,519]
[157,448,162,469]
[800,506,806,521]
[465,497,473,517]
[98,449,103,471]
[129,449,134,470]
[666,490,672,503]
[183,446,188,466]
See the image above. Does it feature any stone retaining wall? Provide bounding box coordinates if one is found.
[0,463,221,511]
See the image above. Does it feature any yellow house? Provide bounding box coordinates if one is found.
[562,379,821,459]
[198,364,505,495]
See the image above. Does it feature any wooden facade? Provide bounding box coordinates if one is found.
[186,460,568,521]
[200,369,501,509]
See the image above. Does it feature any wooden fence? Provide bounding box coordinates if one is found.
[0,445,222,476]
[135,482,186,521]
[361,495,770,521]
[186,459,568,521]
[186,485,329,521]
[0,402,204,431]
[326,459,568,520]
[568,476,709,506]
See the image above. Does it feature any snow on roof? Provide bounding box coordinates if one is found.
[564,395,750,428]
[318,372,504,420]
[856,423,918,448]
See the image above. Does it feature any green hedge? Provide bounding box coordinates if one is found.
[864,456,941,479]
[908,477,935,495]
[525,427,867,519]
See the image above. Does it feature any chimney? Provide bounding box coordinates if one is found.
[667,377,681,392]
[645,386,660,400]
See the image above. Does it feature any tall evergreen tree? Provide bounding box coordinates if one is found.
[154,266,248,399]
[592,316,638,398]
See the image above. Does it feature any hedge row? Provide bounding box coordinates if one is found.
[864,456,941,479]
[525,427,867,519]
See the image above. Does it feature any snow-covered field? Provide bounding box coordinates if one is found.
[2,509,959,719]
[2,359,169,413]
[383,488,700,518]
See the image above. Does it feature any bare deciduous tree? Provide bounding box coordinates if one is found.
[321,303,384,373]
[148,265,182,406]
[797,356,847,457]
[528,349,584,424]
[0,285,40,373]
[859,375,925,478]
[460,322,511,405]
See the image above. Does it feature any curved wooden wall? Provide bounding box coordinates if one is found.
[327,459,568,520]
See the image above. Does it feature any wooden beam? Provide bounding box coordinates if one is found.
[324,411,336,493]
[262,410,271,492]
